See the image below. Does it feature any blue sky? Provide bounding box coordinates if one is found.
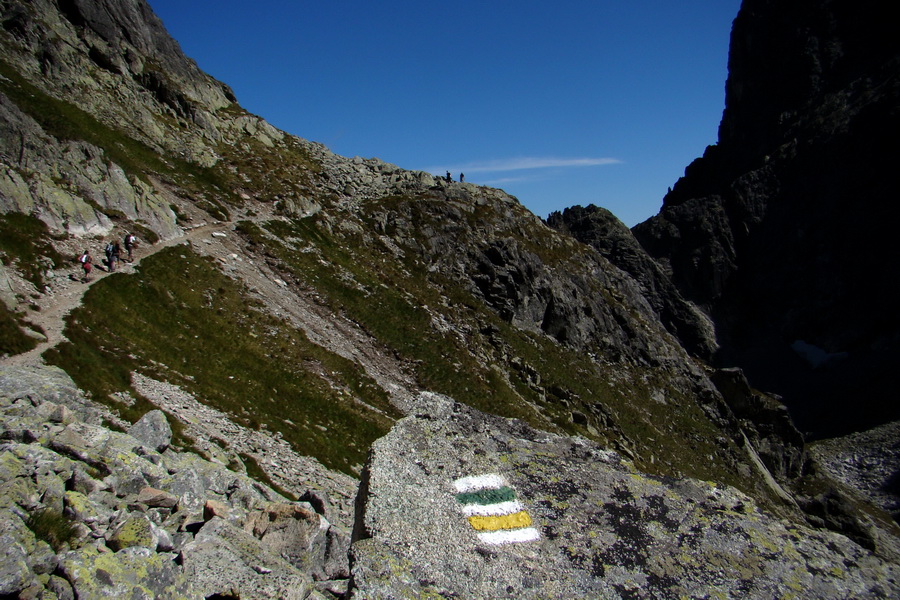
[147,1,741,227]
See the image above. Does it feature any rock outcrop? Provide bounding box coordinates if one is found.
[628,0,900,438]
[546,204,718,359]
[351,392,899,599]
[0,364,349,599]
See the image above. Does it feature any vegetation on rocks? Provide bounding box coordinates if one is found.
[0,212,64,288]
[25,508,78,552]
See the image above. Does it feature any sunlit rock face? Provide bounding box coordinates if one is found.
[349,392,899,599]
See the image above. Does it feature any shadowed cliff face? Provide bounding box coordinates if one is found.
[630,0,900,438]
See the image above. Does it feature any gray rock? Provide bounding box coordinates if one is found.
[47,574,74,600]
[28,540,58,575]
[0,535,33,596]
[107,513,159,551]
[59,545,199,600]
[136,486,178,509]
[127,410,172,453]
[243,501,341,580]
[68,466,106,496]
[349,392,900,599]
[180,516,313,600]
[2,363,348,598]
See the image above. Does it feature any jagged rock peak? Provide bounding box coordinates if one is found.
[628,0,900,438]
[546,204,718,359]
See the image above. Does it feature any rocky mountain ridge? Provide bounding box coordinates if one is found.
[1,0,898,597]
[627,0,900,439]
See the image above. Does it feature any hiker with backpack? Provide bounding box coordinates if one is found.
[104,240,122,271]
[104,241,115,271]
[112,240,121,270]
[79,250,92,282]
[123,232,137,262]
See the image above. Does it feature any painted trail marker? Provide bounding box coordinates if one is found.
[453,473,540,545]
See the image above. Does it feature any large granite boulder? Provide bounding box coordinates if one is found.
[349,392,899,599]
[127,409,172,452]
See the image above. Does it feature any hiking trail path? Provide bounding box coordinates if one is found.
[1,207,419,414]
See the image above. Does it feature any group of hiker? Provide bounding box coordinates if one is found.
[444,171,465,183]
[78,232,138,282]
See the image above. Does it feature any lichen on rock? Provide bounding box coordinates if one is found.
[350,392,900,599]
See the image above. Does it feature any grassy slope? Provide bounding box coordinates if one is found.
[233,199,752,498]
[45,246,400,475]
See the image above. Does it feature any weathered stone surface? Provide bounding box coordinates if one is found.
[127,409,172,452]
[0,366,109,426]
[1,365,355,598]
[59,546,198,600]
[203,498,231,521]
[350,392,900,599]
[136,486,178,509]
[181,516,313,600]
[107,513,158,551]
[244,501,337,580]
[0,534,33,596]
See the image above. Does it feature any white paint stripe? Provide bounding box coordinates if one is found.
[460,500,523,517]
[476,527,541,545]
[453,473,507,493]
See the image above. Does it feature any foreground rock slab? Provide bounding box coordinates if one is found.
[350,393,899,599]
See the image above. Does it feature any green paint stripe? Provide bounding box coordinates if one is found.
[455,486,516,506]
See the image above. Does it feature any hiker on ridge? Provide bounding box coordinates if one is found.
[124,232,137,262]
[112,240,121,271]
[79,250,92,282]
[104,241,114,271]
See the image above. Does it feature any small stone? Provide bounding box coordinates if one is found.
[203,498,230,521]
[48,404,75,425]
[136,486,178,509]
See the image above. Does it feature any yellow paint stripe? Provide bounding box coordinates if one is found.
[467,511,532,531]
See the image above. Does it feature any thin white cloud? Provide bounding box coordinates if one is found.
[426,156,622,174]
[481,176,530,186]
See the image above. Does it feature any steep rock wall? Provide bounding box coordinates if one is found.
[630,0,900,438]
